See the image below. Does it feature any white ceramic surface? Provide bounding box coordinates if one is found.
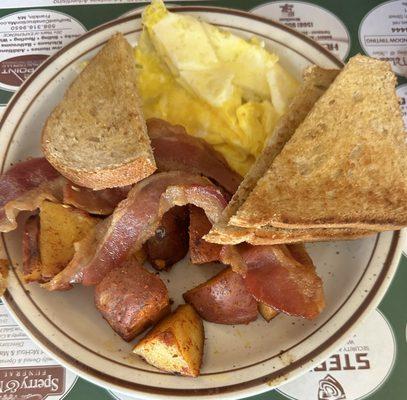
[0,7,404,400]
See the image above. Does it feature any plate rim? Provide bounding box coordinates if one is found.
[0,6,403,399]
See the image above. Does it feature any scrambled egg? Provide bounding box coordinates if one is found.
[135,0,299,175]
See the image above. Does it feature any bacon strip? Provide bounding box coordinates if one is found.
[0,158,59,202]
[22,215,42,283]
[0,158,62,232]
[63,183,131,215]
[234,244,325,319]
[189,205,222,264]
[147,118,242,194]
[44,171,228,290]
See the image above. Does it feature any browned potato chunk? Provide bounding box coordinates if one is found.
[133,304,204,377]
[183,267,258,324]
[258,302,279,322]
[39,201,98,280]
[0,259,9,296]
[95,260,170,341]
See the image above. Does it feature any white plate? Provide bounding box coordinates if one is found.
[0,7,405,400]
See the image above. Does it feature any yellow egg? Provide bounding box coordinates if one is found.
[136,0,299,176]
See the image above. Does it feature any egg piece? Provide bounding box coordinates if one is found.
[267,63,299,115]
[150,13,218,71]
[236,101,280,155]
[203,22,279,100]
[143,0,235,107]
[142,0,168,29]
[137,0,299,176]
[179,67,235,107]
[134,33,250,175]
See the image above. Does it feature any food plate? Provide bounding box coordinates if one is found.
[0,6,405,400]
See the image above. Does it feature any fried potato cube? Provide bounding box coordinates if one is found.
[258,302,279,322]
[0,259,9,296]
[183,267,258,324]
[133,304,204,377]
[39,201,98,280]
[95,261,170,341]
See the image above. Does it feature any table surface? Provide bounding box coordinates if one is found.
[0,1,405,400]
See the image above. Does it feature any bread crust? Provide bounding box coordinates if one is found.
[205,224,376,245]
[44,152,155,190]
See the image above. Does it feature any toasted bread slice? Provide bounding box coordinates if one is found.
[206,66,342,245]
[42,33,156,189]
[230,55,407,230]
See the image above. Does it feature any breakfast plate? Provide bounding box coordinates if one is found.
[0,6,405,400]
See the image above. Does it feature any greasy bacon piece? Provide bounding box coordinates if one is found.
[145,206,189,271]
[0,158,59,203]
[22,215,42,283]
[254,245,315,323]
[0,158,63,232]
[44,172,227,290]
[183,267,258,325]
[94,260,170,341]
[147,118,242,194]
[239,244,325,319]
[189,205,222,264]
[63,183,131,215]
[288,243,315,267]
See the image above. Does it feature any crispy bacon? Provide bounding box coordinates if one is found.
[22,215,42,283]
[235,244,325,319]
[0,158,59,202]
[0,156,133,231]
[63,183,131,215]
[189,205,222,264]
[44,171,228,290]
[147,118,242,194]
[0,158,62,232]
